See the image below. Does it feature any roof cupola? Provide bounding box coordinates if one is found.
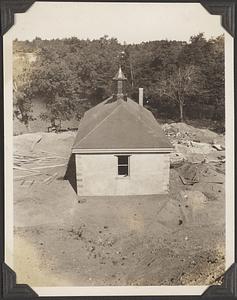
[113,66,127,101]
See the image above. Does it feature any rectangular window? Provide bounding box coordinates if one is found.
[117,155,129,176]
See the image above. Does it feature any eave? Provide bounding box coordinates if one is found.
[72,148,174,154]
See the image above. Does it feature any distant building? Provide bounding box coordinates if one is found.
[70,67,173,196]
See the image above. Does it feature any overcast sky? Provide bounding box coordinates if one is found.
[9,2,225,43]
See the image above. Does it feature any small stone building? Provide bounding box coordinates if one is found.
[70,67,173,196]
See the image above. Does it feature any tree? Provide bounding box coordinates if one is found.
[158,65,202,122]
[13,81,34,131]
[30,47,81,126]
[13,55,34,130]
[13,35,224,129]
[178,34,224,121]
[39,94,75,128]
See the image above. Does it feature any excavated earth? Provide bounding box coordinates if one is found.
[13,123,225,287]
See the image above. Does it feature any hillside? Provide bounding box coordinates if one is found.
[13,34,225,134]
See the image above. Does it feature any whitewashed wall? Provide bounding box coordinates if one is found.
[76,153,170,196]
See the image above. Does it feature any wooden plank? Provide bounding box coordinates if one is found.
[13,166,41,173]
[14,173,42,180]
[30,164,66,170]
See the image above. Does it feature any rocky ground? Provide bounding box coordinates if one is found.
[13,123,225,287]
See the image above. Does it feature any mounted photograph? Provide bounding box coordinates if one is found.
[3,1,235,297]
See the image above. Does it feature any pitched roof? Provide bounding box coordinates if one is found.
[72,98,173,152]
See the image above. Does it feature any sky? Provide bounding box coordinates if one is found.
[9,2,225,43]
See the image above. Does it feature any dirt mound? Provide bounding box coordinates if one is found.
[13,132,77,195]
[164,122,225,167]
[162,122,224,145]
[171,144,225,166]
[14,133,44,154]
[33,132,76,157]
[14,132,76,157]
[178,162,225,185]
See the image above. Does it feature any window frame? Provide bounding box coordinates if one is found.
[116,155,130,177]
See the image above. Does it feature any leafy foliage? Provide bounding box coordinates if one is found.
[13,33,225,129]
[13,55,34,130]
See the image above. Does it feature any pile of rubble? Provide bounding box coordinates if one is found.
[162,123,197,143]
[162,122,224,145]
[162,123,225,167]
[178,162,225,185]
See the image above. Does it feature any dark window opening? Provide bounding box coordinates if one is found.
[117,156,129,176]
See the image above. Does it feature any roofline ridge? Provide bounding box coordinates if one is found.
[74,102,122,147]
[83,96,113,118]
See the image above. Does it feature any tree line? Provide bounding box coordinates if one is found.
[13,33,224,131]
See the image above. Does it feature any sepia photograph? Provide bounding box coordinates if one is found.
[2,1,235,297]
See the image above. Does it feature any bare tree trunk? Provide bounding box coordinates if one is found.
[129,59,134,88]
[25,120,31,132]
[179,102,184,122]
[51,118,56,128]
